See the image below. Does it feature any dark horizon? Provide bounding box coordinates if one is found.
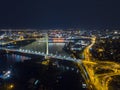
[0,0,120,30]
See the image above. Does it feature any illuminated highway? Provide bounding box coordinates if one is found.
[1,34,120,90]
[81,36,120,90]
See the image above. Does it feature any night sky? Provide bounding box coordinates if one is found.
[0,0,120,29]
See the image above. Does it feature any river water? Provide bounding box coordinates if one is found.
[20,40,69,56]
[0,40,85,90]
[0,40,70,69]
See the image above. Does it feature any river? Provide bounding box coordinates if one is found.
[20,40,69,56]
[0,40,85,90]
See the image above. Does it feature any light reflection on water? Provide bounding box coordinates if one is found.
[6,54,29,63]
[0,54,30,69]
[0,41,69,69]
[21,41,69,56]
[48,43,68,56]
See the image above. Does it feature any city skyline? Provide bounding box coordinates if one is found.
[0,0,120,29]
[0,30,119,89]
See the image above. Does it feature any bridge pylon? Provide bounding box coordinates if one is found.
[45,33,49,59]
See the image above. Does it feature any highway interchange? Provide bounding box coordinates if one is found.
[80,36,120,90]
[0,31,120,90]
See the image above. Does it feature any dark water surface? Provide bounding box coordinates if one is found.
[0,39,85,90]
